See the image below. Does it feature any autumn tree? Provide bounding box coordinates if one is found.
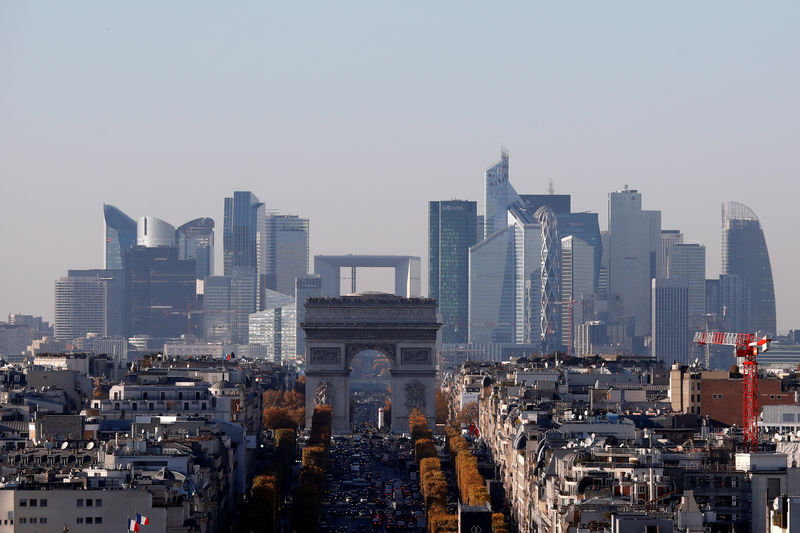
[263,407,296,430]
[455,401,478,427]
[435,389,449,425]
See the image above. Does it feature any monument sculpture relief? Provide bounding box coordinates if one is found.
[404,380,426,413]
[315,381,330,405]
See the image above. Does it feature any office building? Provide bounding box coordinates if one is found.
[314,255,421,297]
[67,269,125,337]
[651,278,689,366]
[124,247,198,338]
[295,274,322,356]
[469,226,516,344]
[223,191,266,308]
[54,276,107,340]
[532,207,561,352]
[720,273,751,333]
[722,201,776,334]
[660,230,684,279]
[666,243,706,317]
[608,188,661,338]
[561,236,596,353]
[249,290,296,362]
[103,204,136,270]
[178,217,215,278]
[137,216,176,248]
[484,150,520,239]
[264,213,309,296]
[429,200,478,344]
[202,268,257,345]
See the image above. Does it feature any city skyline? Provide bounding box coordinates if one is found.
[2,3,799,331]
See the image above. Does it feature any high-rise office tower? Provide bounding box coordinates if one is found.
[249,290,296,362]
[513,222,543,345]
[534,207,561,353]
[561,236,595,353]
[659,230,684,279]
[229,267,257,344]
[177,218,215,279]
[720,273,751,333]
[67,269,125,337]
[203,276,234,343]
[484,151,520,239]
[666,243,706,317]
[264,213,309,297]
[608,188,661,337]
[137,216,176,248]
[469,226,517,344]
[295,274,322,356]
[103,204,137,270]
[429,200,478,344]
[224,191,266,308]
[722,201,776,334]
[651,278,689,366]
[125,246,198,338]
[54,276,107,340]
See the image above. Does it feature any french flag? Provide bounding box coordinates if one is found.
[137,514,150,526]
[128,519,140,532]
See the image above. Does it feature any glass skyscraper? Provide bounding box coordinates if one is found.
[224,191,265,308]
[264,213,309,297]
[429,200,478,344]
[103,204,137,270]
[178,217,215,279]
[469,226,517,344]
[722,201,776,335]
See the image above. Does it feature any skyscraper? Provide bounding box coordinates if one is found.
[533,207,561,353]
[484,151,520,239]
[67,269,125,337]
[224,191,265,308]
[722,201,776,334]
[720,273,751,333]
[429,200,478,344]
[249,290,296,362]
[659,230,684,279]
[666,243,706,317]
[54,276,107,340]
[177,217,215,279]
[137,216,176,248]
[103,204,136,270]
[295,274,322,356]
[608,188,661,338]
[469,226,516,344]
[264,213,309,297]
[561,236,595,353]
[651,278,689,366]
[125,246,198,339]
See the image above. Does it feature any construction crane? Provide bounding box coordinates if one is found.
[693,331,773,452]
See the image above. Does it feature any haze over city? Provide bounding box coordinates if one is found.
[2,2,799,330]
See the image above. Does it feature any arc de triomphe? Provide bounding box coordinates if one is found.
[302,293,440,434]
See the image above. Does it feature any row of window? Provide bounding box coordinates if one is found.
[77,498,103,507]
[18,517,48,524]
[76,516,103,524]
[19,498,46,507]
[712,394,725,399]
[113,391,206,400]
[114,401,210,411]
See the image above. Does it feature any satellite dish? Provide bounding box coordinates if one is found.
[86,442,95,450]
[60,442,69,450]
[584,437,593,447]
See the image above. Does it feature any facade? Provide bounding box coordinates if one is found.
[428,200,478,344]
[652,278,689,366]
[264,213,309,297]
[103,203,137,270]
[666,243,706,317]
[660,229,684,279]
[65,269,125,338]
[313,255,421,298]
[561,236,596,353]
[223,191,265,309]
[137,216,176,248]
[177,217,214,279]
[722,201,776,334]
[54,276,107,340]
[533,206,561,352]
[720,273,751,332]
[608,188,661,338]
[295,274,322,356]
[557,211,602,289]
[248,290,296,362]
[124,247,198,338]
[483,150,517,239]
[469,226,516,344]
[202,269,257,345]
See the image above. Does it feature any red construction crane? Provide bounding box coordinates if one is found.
[693,331,772,452]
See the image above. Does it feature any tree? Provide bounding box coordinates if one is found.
[455,401,478,427]
[262,390,284,409]
[283,389,304,410]
[435,389,449,425]
[263,407,296,430]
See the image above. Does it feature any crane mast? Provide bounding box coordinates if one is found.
[693,331,772,452]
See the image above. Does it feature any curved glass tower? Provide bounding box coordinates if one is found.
[722,201,776,335]
[137,216,176,248]
[103,204,136,270]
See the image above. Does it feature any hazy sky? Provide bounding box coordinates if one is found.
[2,3,799,331]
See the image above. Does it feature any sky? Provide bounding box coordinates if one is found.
[1,2,799,331]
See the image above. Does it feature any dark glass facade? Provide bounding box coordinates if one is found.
[429,200,478,344]
[178,217,215,279]
[103,204,136,270]
[223,191,265,308]
[722,201,776,334]
[124,246,198,338]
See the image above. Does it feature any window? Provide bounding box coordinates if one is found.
[184,402,189,410]
[19,518,26,524]
[95,499,102,507]
[30,499,37,507]
[19,499,26,507]
[149,403,154,410]
[160,391,165,400]
[30,517,36,524]
[86,498,93,507]
[114,403,120,410]
[143,392,148,400]
[40,517,47,524]
[77,498,83,507]
[179,392,183,399]
[40,499,47,507]
[77,517,83,524]
[95,516,103,524]
[202,402,207,410]
[86,517,93,524]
